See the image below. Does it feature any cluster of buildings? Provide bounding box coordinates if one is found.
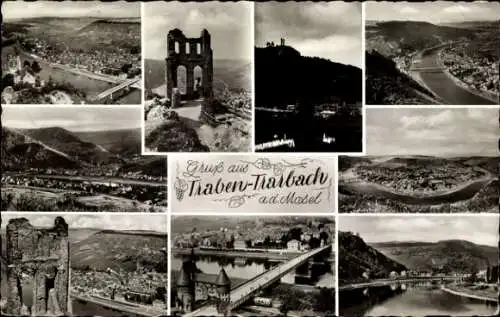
[216,88,251,114]
[173,221,334,252]
[3,54,42,86]
[1,175,166,206]
[441,44,499,95]
[355,165,485,194]
[71,266,168,305]
[15,166,165,182]
[27,38,140,78]
[394,53,415,74]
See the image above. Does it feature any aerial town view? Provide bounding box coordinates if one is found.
[338,215,499,316]
[254,2,362,152]
[143,2,252,152]
[1,107,167,212]
[365,1,499,105]
[171,216,335,316]
[339,108,499,213]
[0,214,168,317]
[1,1,142,105]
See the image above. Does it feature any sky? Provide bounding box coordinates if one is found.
[1,214,167,232]
[340,215,499,247]
[2,107,141,132]
[144,2,252,60]
[2,1,140,20]
[255,2,362,68]
[366,1,500,24]
[366,108,499,156]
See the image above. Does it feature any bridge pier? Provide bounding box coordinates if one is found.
[295,261,312,284]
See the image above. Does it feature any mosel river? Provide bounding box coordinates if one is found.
[255,109,362,152]
[340,282,498,316]
[20,52,140,104]
[341,178,491,205]
[413,48,496,105]
[172,254,334,287]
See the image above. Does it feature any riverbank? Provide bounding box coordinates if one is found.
[340,167,493,201]
[16,51,140,104]
[339,277,460,291]
[172,248,300,260]
[71,293,166,317]
[442,285,499,303]
[406,69,443,104]
[1,186,166,212]
[437,51,499,104]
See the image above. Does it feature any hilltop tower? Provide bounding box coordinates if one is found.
[5,217,70,316]
[176,267,195,313]
[215,268,231,314]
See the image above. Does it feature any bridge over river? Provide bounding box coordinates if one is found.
[186,244,332,316]
[339,276,462,291]
[90,77,141,102]
[409,41,497,105]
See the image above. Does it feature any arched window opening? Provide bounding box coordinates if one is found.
[197,43,201,55]
[186,43,190,54]
[176,65,187,95]
[175,42,179,54]
[193,66,203,98]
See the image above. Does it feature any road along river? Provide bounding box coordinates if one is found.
[4,172,165,187]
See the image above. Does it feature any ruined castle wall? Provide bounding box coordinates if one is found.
[5,217,69,316]
[165,29,213,103]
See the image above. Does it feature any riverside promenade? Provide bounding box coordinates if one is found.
[441,286,499,303]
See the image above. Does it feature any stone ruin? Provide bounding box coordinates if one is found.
[4,217,70,316]
[165,28,216,123]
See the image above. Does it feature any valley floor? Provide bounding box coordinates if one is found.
[1,186,166,212]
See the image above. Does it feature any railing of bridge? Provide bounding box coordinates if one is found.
[227,245,332,311]
[93,78,141,101]
[187,245,331,316]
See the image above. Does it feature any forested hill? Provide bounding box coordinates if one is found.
[255,45,362,108]
[339,231,407,285]
[372,239,499,273]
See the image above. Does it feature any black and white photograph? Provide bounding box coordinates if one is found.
[1,213,168,317]
[1,1,142,105]
[1,107,167,212]
[254,2,362,152]
[339,108,499,213]
[143,2,252,153]
[365,1,500,105]
[338,215,499,316]
[171,215,335,316]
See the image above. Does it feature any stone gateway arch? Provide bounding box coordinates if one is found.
[166,29,216,121]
